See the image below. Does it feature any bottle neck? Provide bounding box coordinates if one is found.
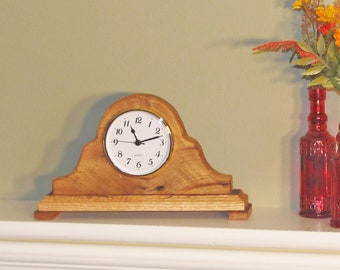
[308,87,327,132]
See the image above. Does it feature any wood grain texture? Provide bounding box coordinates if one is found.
[35,93,252,220]
[37,189,248,212]
[52,93,232,196]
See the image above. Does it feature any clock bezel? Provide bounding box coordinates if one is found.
[103,109,173,176]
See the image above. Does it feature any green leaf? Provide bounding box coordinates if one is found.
[327,41,336,62]
[302,65,325,76]
[326,41,339,71]
[336,64,340,77]
[317,35,326,56]
[292,57,316,66]
[297,41,314,53]
[322,80,335,89]
[309,75,330,87]
[331,76,340,91]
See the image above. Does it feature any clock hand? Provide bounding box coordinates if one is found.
[130,126,139,140]
[117,140,143,144]
[130,126,142,146]
[140,135,163,143]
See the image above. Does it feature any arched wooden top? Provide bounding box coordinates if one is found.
[52,93,232,195]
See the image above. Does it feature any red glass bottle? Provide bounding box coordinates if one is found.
[331,124,340,227]
[299,86,336,218]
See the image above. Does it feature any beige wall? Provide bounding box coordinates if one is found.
[2,0,340,209]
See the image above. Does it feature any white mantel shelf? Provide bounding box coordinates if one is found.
[1,200,340,270]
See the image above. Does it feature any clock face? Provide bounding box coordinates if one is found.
[104,110,172,176]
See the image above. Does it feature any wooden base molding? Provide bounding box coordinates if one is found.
[35,190,252,220]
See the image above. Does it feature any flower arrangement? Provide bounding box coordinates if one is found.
[252,0,340,92]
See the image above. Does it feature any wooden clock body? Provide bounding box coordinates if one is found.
[34,93,252,220]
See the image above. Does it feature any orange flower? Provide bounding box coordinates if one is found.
[334,29,340,48]
[292,0,310,10]
[316,5,339,23]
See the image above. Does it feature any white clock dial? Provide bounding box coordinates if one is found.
[104,110,172,176]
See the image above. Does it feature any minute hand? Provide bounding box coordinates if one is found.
[140,135,163,143]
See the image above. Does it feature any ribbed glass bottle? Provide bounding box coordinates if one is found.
[299,86,336,218]
[331,124,340,227]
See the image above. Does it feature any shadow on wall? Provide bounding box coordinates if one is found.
[286,86,309,209]
[209,24,304,209]
[16,92,130,200]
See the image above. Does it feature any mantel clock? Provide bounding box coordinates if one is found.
[34,93,252,220]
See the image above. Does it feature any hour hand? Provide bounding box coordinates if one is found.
[130,126,139,140]
[130,126,143,145]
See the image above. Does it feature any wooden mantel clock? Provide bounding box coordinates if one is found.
[34,93,252,220]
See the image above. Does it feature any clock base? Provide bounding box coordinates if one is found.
[34,189,252,220]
